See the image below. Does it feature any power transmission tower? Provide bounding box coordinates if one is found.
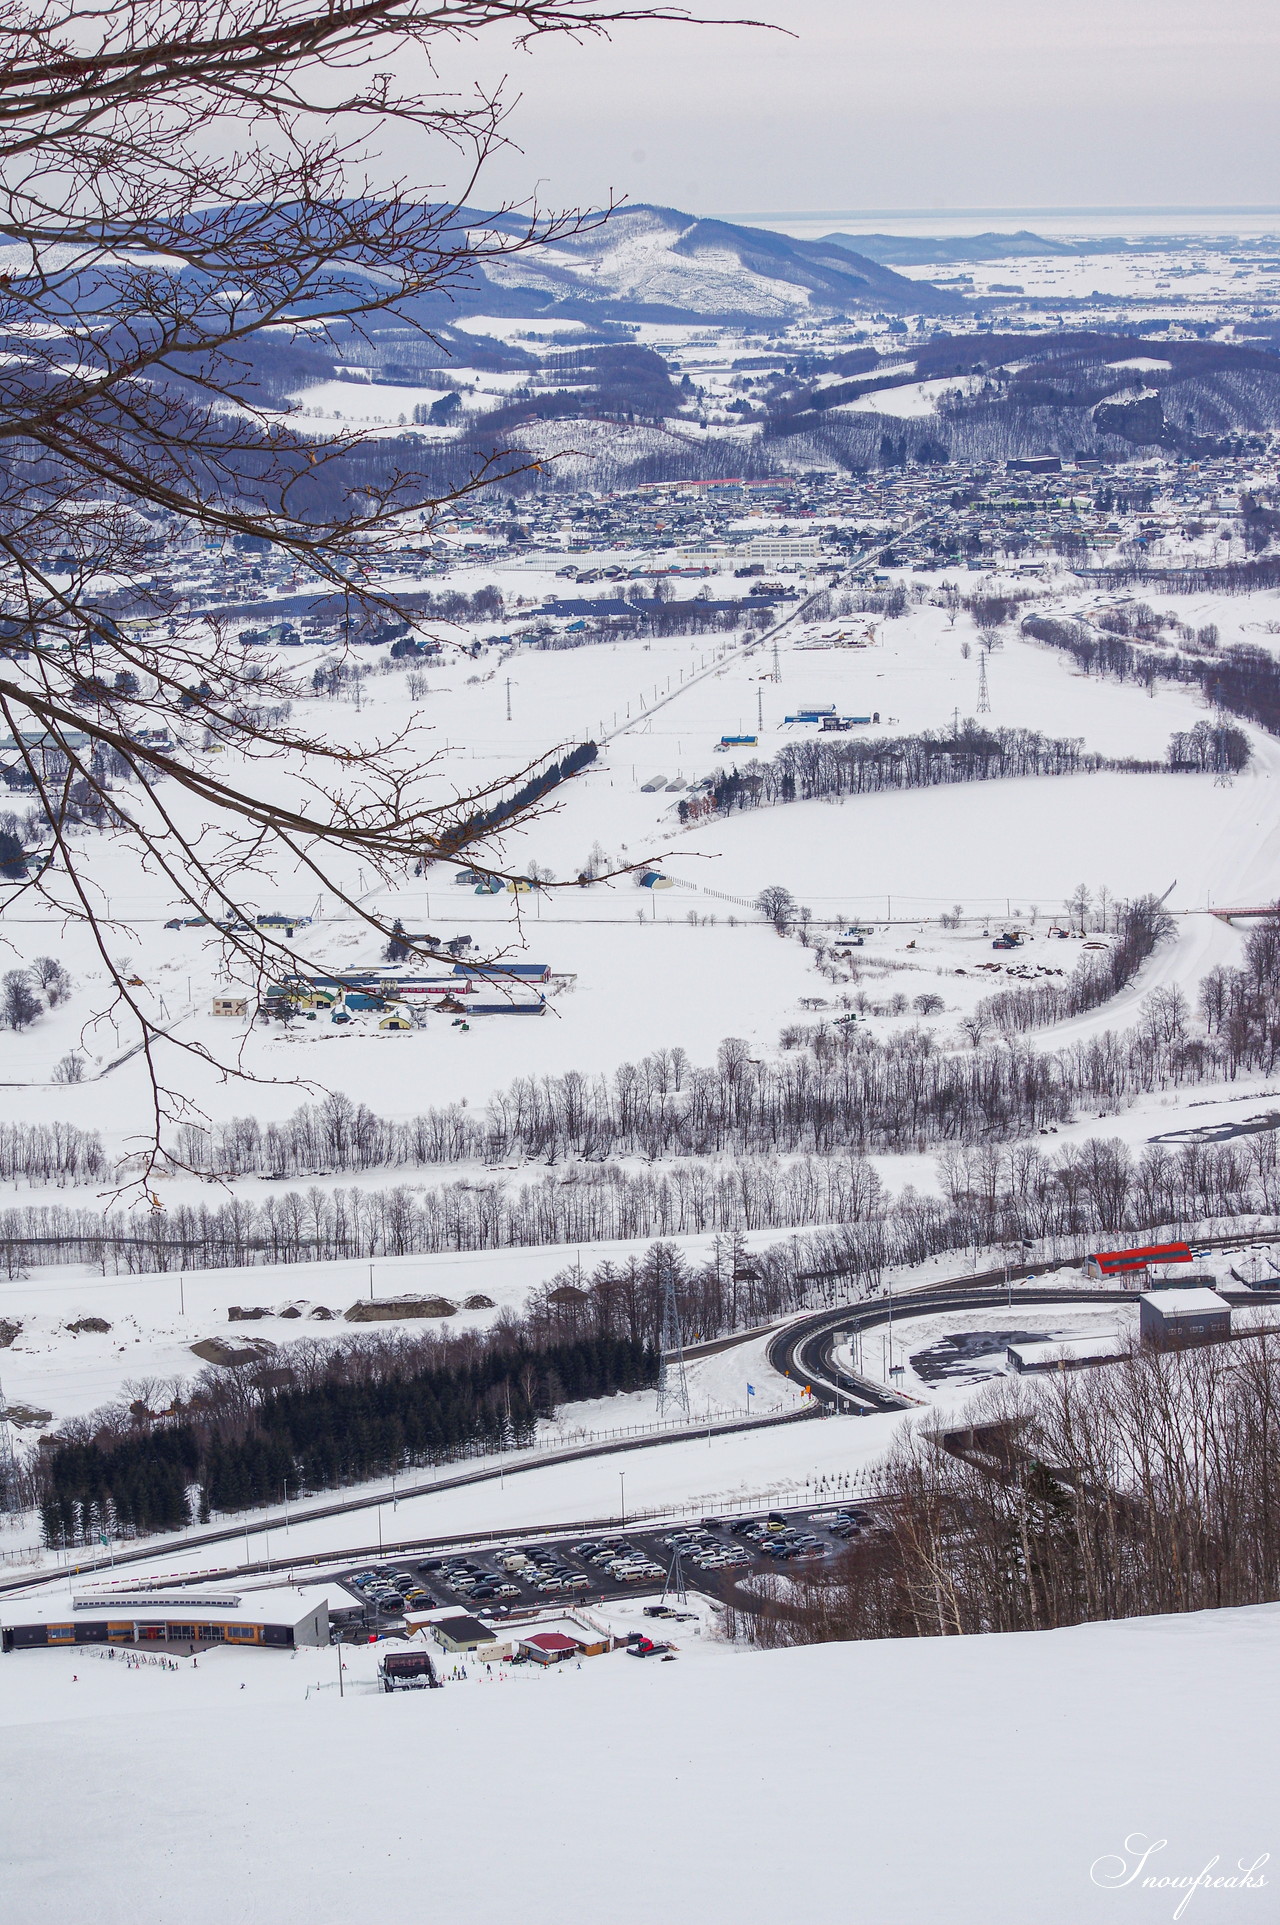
[656,1251,691,1421]
[756,685,763,732]
[0,1373,20,1511]
[663,1545,688,1606]
[976,649,991,714]
[1213,704,1234,787]
[771,636,781,683]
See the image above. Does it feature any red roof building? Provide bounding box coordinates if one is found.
[1084,1241,1192,1279]
[521,1631,580,1664]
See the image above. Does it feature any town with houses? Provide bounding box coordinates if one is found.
[3,3,1280,1911]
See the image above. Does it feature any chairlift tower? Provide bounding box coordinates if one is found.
[656,1252,691,1421]
[976,649,991,714]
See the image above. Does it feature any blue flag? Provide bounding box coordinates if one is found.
[747,1384,755,1396]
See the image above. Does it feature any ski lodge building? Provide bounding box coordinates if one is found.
[0,1584,329,1654]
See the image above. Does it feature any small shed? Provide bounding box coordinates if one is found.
[1140,1288,1231,1348]
[379,1014,412,1031]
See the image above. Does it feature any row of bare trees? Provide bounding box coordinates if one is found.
[5,1123,1280,1311]
[179,996,1251,1174]
[1024,613,1280,742]
[729,1332,1280,1646]
[693,723,1170,827]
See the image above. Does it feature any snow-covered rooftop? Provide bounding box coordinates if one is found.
[1141,1288,1231,1315]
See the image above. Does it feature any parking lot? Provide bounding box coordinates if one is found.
[336,1504,882,1626]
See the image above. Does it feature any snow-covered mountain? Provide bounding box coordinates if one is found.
[452,203,965,323]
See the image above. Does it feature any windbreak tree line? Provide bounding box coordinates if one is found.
[678,721,1206,825]
[1024,614,1280,741]
[527,601,772,650]
[39,1326,654,1546]
[0,1120,106,1186]
[444,741,598,847]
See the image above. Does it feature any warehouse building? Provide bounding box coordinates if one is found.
[0,1585,328,1654]
[1140,1289,1232,1348]
[1005,1332,1126,1374]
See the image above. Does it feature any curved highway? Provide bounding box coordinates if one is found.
[768,1274,1261,1412]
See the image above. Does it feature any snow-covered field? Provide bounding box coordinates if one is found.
[1,585,1266,1118]
[6,1596,1278,1925]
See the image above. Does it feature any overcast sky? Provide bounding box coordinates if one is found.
[415,0,1280,223]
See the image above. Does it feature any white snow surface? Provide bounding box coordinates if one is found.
[4,1596,1278,1924]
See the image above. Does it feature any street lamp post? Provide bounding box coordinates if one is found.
[619,1470,626,1525]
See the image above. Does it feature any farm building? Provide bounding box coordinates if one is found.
[467,1000,547,1016]
[1139,1289,1232,1348]
[0,1585,328,1654]
[1084,1241,1193,1281]
[211,996,248,1018]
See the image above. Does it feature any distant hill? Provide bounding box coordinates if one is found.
[439,203,967,324]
